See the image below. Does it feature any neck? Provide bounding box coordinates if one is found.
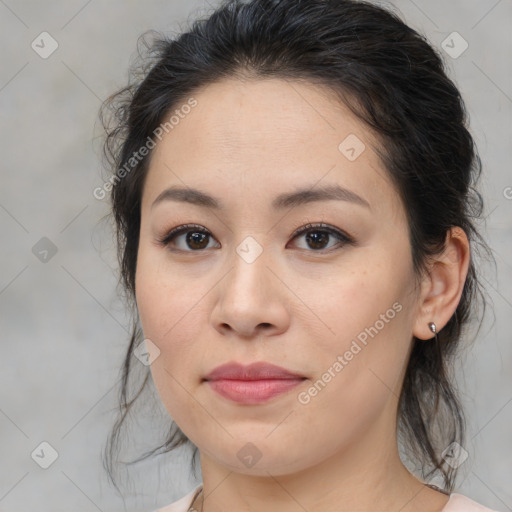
[196,414,448,512]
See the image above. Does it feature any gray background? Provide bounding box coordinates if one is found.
[0,0,511,511]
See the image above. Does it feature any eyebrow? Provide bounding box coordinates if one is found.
[151,184,371,211]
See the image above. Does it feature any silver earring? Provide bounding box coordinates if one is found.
[428,322,437,341]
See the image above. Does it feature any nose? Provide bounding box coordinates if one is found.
[210,243,290,339]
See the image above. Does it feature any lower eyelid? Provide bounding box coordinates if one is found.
[159,232,354,254]
[158,223,354,251]
[289,231,351,251]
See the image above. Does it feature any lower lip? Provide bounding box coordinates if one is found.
[206,378,304,404]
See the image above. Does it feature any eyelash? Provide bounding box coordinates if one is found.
[157,222,355,253]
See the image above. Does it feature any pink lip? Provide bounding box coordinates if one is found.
[203,361,306,404]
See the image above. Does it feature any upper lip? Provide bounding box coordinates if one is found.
[204,361,305,381]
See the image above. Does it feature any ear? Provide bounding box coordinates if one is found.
[413,227,471,340]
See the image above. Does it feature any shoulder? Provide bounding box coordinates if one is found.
[443,493,501,512]
[153,484,203,512]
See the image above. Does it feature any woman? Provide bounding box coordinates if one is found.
[99,0,500,510]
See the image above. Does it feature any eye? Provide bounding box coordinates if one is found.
[157,222,354,253]
[157,224,219,252]
[288,223,354,252]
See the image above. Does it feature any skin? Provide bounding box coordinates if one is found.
[135,77,470,512]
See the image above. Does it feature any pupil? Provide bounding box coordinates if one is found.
[187,231,208,249]
[307,231,328,249]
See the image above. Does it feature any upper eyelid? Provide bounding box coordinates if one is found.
[159,222,353,247]
[290,222,347,238]
[164,222,345,237]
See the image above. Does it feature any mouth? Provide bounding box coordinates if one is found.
[203,361,307,404]
[205,377,306,404]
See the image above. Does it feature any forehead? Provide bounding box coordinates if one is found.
[158,77,371,156]
[142,77,402,220]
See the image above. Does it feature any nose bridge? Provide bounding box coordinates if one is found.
[235,234,266,267]
[228,233,269,296]
[211,232,289,337]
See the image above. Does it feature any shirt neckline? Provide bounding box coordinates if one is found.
[185,485,461,511]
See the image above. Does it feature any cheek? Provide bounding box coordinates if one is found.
[298,256,412,409]
[302,261,398,352]
[135,245,202,343]
[298,312,410,451]
[135,251,200,398]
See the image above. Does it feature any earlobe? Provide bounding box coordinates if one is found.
[413,227,470,341]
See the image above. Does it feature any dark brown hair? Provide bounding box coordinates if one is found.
[99,0,491,494]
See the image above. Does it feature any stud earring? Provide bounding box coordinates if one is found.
[428,322,438,341]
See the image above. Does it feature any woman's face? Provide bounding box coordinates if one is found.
[135,78,422,475]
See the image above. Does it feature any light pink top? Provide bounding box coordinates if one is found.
[154,484,501,512]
